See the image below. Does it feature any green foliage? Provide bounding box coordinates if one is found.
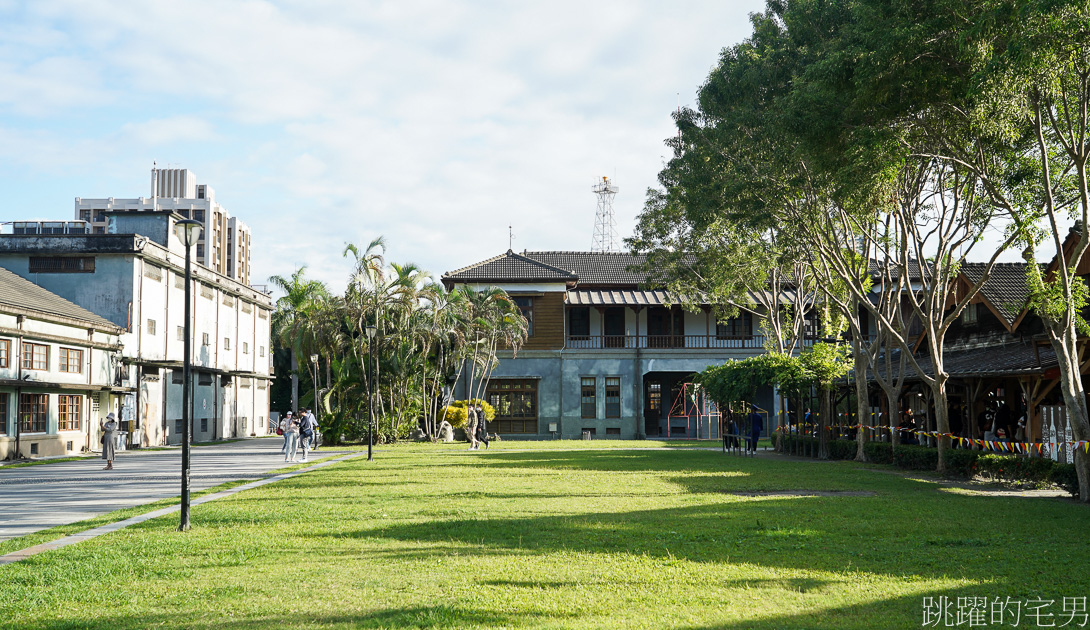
[1025,263,1090,335]
[973,453,1056,485]
[439,399,495,429]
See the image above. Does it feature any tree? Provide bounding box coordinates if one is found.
[269,266,329,413]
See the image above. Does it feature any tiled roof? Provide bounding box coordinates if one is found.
[442,250,578,283]
[876,342,1057,380]
[869,259,926,282]
[0,267,121,330]
[522,251,647,285]
[960,262,1038,326]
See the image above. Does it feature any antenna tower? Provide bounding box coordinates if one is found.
[591,176,619,252]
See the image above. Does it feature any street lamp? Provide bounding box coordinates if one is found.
[175,218,202,532]
[365,325,377,462]
[309,353,319,448]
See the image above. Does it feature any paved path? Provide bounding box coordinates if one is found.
[0,438,346,541]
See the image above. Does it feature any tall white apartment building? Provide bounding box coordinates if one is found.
[75,168,252,285]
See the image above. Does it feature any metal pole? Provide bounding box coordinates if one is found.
[367,344,374,462]
[180,239,192,531]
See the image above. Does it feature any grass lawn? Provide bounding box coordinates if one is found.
[1,444,1087,629]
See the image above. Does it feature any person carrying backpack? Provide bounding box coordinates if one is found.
[298,412,315,463]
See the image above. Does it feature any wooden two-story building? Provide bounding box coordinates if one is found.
[442,250,790,439]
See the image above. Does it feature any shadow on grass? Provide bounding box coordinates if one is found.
[329,497,1084,598]
[26,604,576,630]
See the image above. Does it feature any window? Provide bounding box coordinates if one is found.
[93,226,106,234]
[196,244,205,258]
[59,348,83,373]
[58,395,82,431]
[29,256,95,273]
[605,377,621,418]
[19,393,47,433]
[486,379,538,434]
[147,319,157,336]
[202,333,210,346]
[581,377,596,418]
[259,346,265,357]
[175,418,183,434]
[193,209,205,221]
[0,339,9,368]
[962,303,979,325]
[717,313,753,338]
[177,326,184,341]
[79,209,92,222]
[93,209,106,222]
[648,382,662,411]
[513,296,534,336]
[22,342,48,371]
[200,418,208,432]
[0,392,7,433]
[242,342,249,355]
[568,307,590,337]
[223,337,231,350]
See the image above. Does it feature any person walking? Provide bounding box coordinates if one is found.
[283,411,300,462]
[278,414,289,454]
[747,405,763,455]
[305,408,319,451]
[100,412,118,470]
[298,412,315,463]
[466,404,479,450]
[475,404,490,450]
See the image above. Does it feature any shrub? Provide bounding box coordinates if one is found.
[892,444,938,471]
[864,441,894,465]
[439,399,494,429]
[1047,463,1079,497]
[974,454,1055,484]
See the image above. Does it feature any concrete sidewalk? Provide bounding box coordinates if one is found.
[0,438,346,542]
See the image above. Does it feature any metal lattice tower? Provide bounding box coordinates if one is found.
[591,176,620,252]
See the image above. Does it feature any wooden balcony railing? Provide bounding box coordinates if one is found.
[565,334,780,350]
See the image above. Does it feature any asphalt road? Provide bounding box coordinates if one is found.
[0,438,343,541]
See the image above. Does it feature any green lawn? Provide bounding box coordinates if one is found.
[1,445,1086,629]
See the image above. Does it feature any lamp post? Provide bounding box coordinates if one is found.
[365,325,377,461]
[310,353,319,449]
[175,218,202,532]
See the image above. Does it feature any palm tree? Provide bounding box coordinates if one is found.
[269,266,329,412]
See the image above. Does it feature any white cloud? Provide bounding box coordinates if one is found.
[0,0,769,292]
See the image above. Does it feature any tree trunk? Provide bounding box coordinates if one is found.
[854,349,869,462]
[930,376,951,474]
[290,350,299,413]
[1049,328,1090,502]
[819,388,831,460]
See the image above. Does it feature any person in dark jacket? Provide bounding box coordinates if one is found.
[475,404,490,449]
[747,406,763,454]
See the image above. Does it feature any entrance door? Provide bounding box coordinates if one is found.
[603,307,625,348]
[644,380,662,435]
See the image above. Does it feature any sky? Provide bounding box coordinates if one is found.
[0,0,768,293]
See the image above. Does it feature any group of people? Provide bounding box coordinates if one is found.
[465,403,490,450]
[723,405,764,454]
[278,408,319,463]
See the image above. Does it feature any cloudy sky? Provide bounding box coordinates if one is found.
[0,0,766,292]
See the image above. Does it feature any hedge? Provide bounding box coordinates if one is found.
[779,438,1079,496]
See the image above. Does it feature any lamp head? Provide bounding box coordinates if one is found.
[365,325,378,340]
[310,354,318,364]
[175,219,203,247]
